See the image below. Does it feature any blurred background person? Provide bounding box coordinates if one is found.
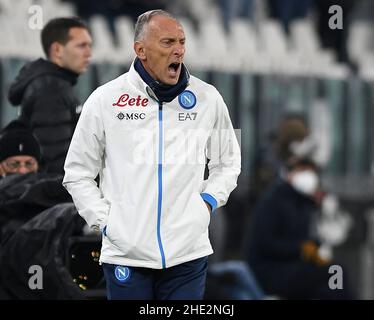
[7,17,92,174]
[249,113,310,205]
[0,120,86,299]
[0,119,72,242]
[0,120,41,177]
[246,157,354,299]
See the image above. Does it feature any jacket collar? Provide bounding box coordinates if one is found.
[127,58,190,103]
[128,60,149,94]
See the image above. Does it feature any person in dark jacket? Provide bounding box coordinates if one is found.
[0,203,86,299]
[0,120,41,177]
[246,158,353,299]
[8,17,92,174]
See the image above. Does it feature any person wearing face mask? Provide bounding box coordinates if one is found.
[246,157,354,299]
[288,165,319,196]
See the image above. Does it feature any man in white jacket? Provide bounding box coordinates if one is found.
[63,9,241,300]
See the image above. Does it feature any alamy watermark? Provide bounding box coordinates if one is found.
[119,128,241,165]
[28,265,43,290]
[329,5,343,30]
[328,265,343,290]
[28,5,43,30]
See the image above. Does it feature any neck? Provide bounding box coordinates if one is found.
[47,57,78,76]
[48,56,63,68]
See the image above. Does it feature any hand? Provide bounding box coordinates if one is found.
[313,253,330,266]
[300,240,318,261]
[300,240,330,266]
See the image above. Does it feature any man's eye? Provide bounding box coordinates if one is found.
[6,162,19,169]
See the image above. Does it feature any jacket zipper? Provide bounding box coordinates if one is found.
[157,101,166,268]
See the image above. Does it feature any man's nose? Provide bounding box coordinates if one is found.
[84,44,92,58]
[17,166,30,174]
[86,47,92,58]
[174,44,185,57]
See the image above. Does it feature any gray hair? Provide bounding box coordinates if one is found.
[134,9,178,41]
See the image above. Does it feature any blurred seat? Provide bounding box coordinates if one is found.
[259,20,288,55]
[227,19,267,73]
[289,19,341,76]
[257,19,294,74]
[178,17,206,70]
[347,21,374,79]
[0,0,77,59]
[198,17,230,71]
[347,21,373,66]
[290,19,320,54]
[89,15,118,64]
[42,0,76,19]
[114,15,135,66]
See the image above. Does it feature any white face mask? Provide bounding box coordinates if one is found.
[290,170,319,196]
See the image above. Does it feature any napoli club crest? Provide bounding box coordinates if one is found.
[178,90,197,109]
[114,266,131,282]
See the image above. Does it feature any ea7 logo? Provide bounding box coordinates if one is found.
[113,94,148,107]
[179,113,197,121]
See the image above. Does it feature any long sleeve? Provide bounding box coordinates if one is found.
[252,200,302,259]
[249,185,313,260]
[201,89,241,210]
[62,89,109,230]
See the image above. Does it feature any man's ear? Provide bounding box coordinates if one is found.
[0,162,6,178]
[49,42,63,60]
[134,41,146,60]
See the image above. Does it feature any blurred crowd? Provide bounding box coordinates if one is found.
[60,0,374,68]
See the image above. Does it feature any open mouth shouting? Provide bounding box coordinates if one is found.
[167,62,181,79]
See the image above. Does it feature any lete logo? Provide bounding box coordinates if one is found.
[113,94,148,107]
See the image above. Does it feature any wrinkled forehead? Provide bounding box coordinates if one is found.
[146,15,185,40]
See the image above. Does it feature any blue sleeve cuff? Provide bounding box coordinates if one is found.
[201,193,218,213]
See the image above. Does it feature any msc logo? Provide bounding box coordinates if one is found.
[117,112,146,120]
[178,90,197,109]
[113,94,148,107]
[114,266,131,282]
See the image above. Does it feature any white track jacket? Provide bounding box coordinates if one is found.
[63,63,241,269]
